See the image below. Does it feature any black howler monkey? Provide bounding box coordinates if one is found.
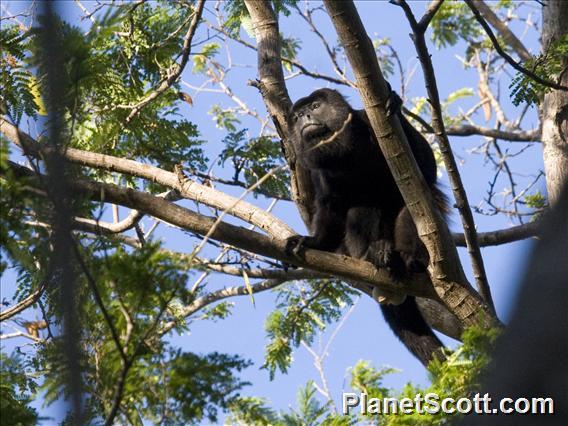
[288,88,447,366]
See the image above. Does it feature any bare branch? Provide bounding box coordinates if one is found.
[453,221,540,247]
[445,124,540,142]
[0,330,42,342]
[195,258,326,280]
[470,0,532,62]
[418,0,445,31]
[404,108,540,142]
[188,165,287,263]
[465,0,568,92]
[0,118,295,239]
[8,161,438,302]
[293,4,355,87]
[0,284,46,322]
[160,279,285,334]
[205,19,350,87]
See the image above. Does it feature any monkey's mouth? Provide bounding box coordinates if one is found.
[301,123,330,140]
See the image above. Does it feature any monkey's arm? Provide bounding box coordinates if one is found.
[286,170,347,255]
[286,193,346,255]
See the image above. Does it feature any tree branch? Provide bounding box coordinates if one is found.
[470,0,531,62]
[323,0,497,328]
[393,0,495,313]
[160,279,285,334]
[0,118,295,239]
[243,0,316,227]
[0,284,46,322]
[465,0,568,92]
[122,0,205,123]
[444,124,540,142]
[418,0,445,31]
[453,221,540,247]
[403,108,541,141]
[8,161,438,302]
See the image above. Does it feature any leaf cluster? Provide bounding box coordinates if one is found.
[226,382,352,426]
[430,2,482,48]
[510,34,568,106]
[347,325,500,425]
[0,25,37,123]
[0,352,39,426]
[262,280,357,378]
[220,129,291,199]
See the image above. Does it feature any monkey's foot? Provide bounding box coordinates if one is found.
[372,286,407,306]
[399,251,427,273]
[367,239,406,280]
[285,235,309,257]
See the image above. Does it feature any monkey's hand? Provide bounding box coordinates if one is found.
[386,89,403,118]
[285,235,313,257]
[399,251,428,273]
[366,239,406,280]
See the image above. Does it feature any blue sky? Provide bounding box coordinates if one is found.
[1,1,545,422]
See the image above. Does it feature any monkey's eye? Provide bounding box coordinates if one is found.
[311,102,320,110]
[297,112,304,118]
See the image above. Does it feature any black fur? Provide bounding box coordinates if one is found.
[288,88,446,366]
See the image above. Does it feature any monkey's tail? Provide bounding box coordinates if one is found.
[380,297,445,366]
[432,183,451,216]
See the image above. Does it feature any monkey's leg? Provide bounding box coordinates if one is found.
[394,207,428,273]
[344,206,406,277]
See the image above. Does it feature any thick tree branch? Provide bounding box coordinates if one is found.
[541,0,568,204]
[393,0,494,313]
[0,118,294,239]
[243,0,316,227]
[8,161,438,302]
[323,0,497,328]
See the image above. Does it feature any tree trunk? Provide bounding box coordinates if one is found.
[541,0,568,204]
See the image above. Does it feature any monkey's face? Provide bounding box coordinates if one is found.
[291,89,352,145]
[293,100,332,142]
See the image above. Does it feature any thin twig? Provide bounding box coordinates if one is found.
[123,0,206,123]
[465,0,568,92]
[0,284,46,322]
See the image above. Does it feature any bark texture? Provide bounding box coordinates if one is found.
[542,1,568,204]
